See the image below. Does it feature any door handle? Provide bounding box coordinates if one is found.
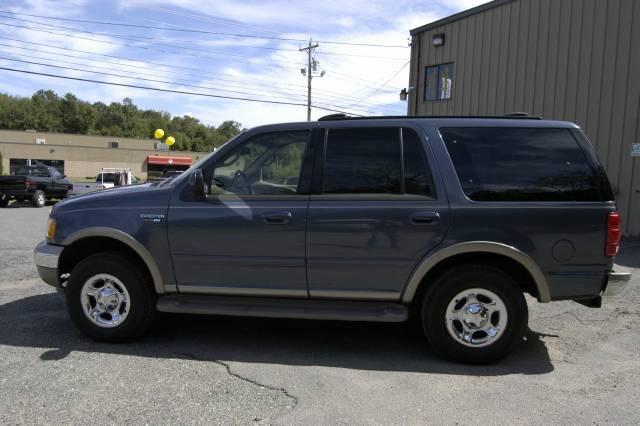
[411,211,440,225]
[262,211,292,225]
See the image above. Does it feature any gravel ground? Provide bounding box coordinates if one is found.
[1,206,639,424]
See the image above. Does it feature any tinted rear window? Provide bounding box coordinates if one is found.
[321,127,435,197]
[323,128,401,194]
[441,127,602,201]
[403,128,435,197]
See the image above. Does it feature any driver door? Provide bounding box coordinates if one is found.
[168,130,313,297]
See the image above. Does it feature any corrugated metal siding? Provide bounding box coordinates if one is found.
[409,0,640,235]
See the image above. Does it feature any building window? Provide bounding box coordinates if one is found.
[109,141,119,149]
[424,63,453,101]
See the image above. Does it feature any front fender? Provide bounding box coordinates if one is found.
[62,227,167,294]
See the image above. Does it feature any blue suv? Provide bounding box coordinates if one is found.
[34,116,630,363]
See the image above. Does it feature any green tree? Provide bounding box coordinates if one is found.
[0,90,244,152]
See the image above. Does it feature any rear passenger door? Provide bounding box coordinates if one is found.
[306,126,450,301]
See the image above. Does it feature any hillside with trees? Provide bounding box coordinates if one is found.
[0,90,242,152]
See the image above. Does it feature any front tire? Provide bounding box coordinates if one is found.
[0,195,8,208]
[66,252,156,342]
[421,265,528,364]
[32,190,45,208]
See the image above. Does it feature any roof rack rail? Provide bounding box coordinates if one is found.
[316,114,543,121]
[318,113,350,121]
[504,112,534,117]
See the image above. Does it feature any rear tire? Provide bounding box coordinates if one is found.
[32,190,45,208]
[421,264,528,364]
[0,195,8,208]
[66,252,156,342]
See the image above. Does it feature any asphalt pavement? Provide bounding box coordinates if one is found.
[1,205,639,424]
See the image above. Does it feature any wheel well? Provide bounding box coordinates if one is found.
[60,237,153,290]
[410,252,539,307]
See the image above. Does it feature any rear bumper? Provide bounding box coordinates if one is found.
[34,241,64,288]
[602,268,631,297]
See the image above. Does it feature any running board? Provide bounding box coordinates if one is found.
[157,294,408,323]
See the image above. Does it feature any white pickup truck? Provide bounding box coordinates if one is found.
[70,168,140,197]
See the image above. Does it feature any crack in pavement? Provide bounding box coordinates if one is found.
[533,308,637,325]
[176,352,298,422]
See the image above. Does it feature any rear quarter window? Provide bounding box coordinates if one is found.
[440,127,605,202]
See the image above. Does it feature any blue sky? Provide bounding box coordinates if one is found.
[0,0,485,128]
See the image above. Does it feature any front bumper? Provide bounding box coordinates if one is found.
[34,241,64,288]
[602,267,631,297]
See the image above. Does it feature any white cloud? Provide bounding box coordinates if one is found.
[336,16,355,28]
[0,0,480,128]
[440,0,490,11]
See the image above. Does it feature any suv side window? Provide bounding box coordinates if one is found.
[207,130,310,196]
[321,127,435,198]
[403,128,435,197]
[441,127,602,201]
[323,128,401,194]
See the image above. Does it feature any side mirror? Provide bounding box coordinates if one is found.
[189,169,208,197]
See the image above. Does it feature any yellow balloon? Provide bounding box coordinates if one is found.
[154,128,164,139]
[166,136,176,146]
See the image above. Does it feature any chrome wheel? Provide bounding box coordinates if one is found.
[80,274,130,328]
[445,288,508,348]
[37,193,44,205]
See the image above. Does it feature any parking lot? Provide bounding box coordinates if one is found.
[1,206,639,424]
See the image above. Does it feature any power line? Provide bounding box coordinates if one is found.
[316,50,408,61]
[0,54,393,115]
[0,65,372,116]
[143,6,282,37]
[348,60,410,108]
[0,13,408,60]
[0,40,404,112]
[0,14,301,53]
[0,45,403,112]
[0,56,384,115]
[0,30,401,96]
[0,10,409,48]
[0,35,290,81]
[0,57,388,116]
[0,21,306,67]
[0,55,311,104]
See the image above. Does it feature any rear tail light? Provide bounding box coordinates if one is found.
[25,178,31,189]
[606,212,621,256]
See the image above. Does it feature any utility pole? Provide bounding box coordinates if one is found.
[299,39,323,121]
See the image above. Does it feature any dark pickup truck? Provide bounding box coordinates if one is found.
[0,165,73,208]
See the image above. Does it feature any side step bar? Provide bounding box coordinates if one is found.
[157,294,409,323]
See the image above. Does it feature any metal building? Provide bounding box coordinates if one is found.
[407,0,640,235]
[0,130,199,180]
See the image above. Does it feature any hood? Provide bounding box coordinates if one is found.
[53,182,172,214]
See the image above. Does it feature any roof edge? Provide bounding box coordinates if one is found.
[410,0,515,35]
